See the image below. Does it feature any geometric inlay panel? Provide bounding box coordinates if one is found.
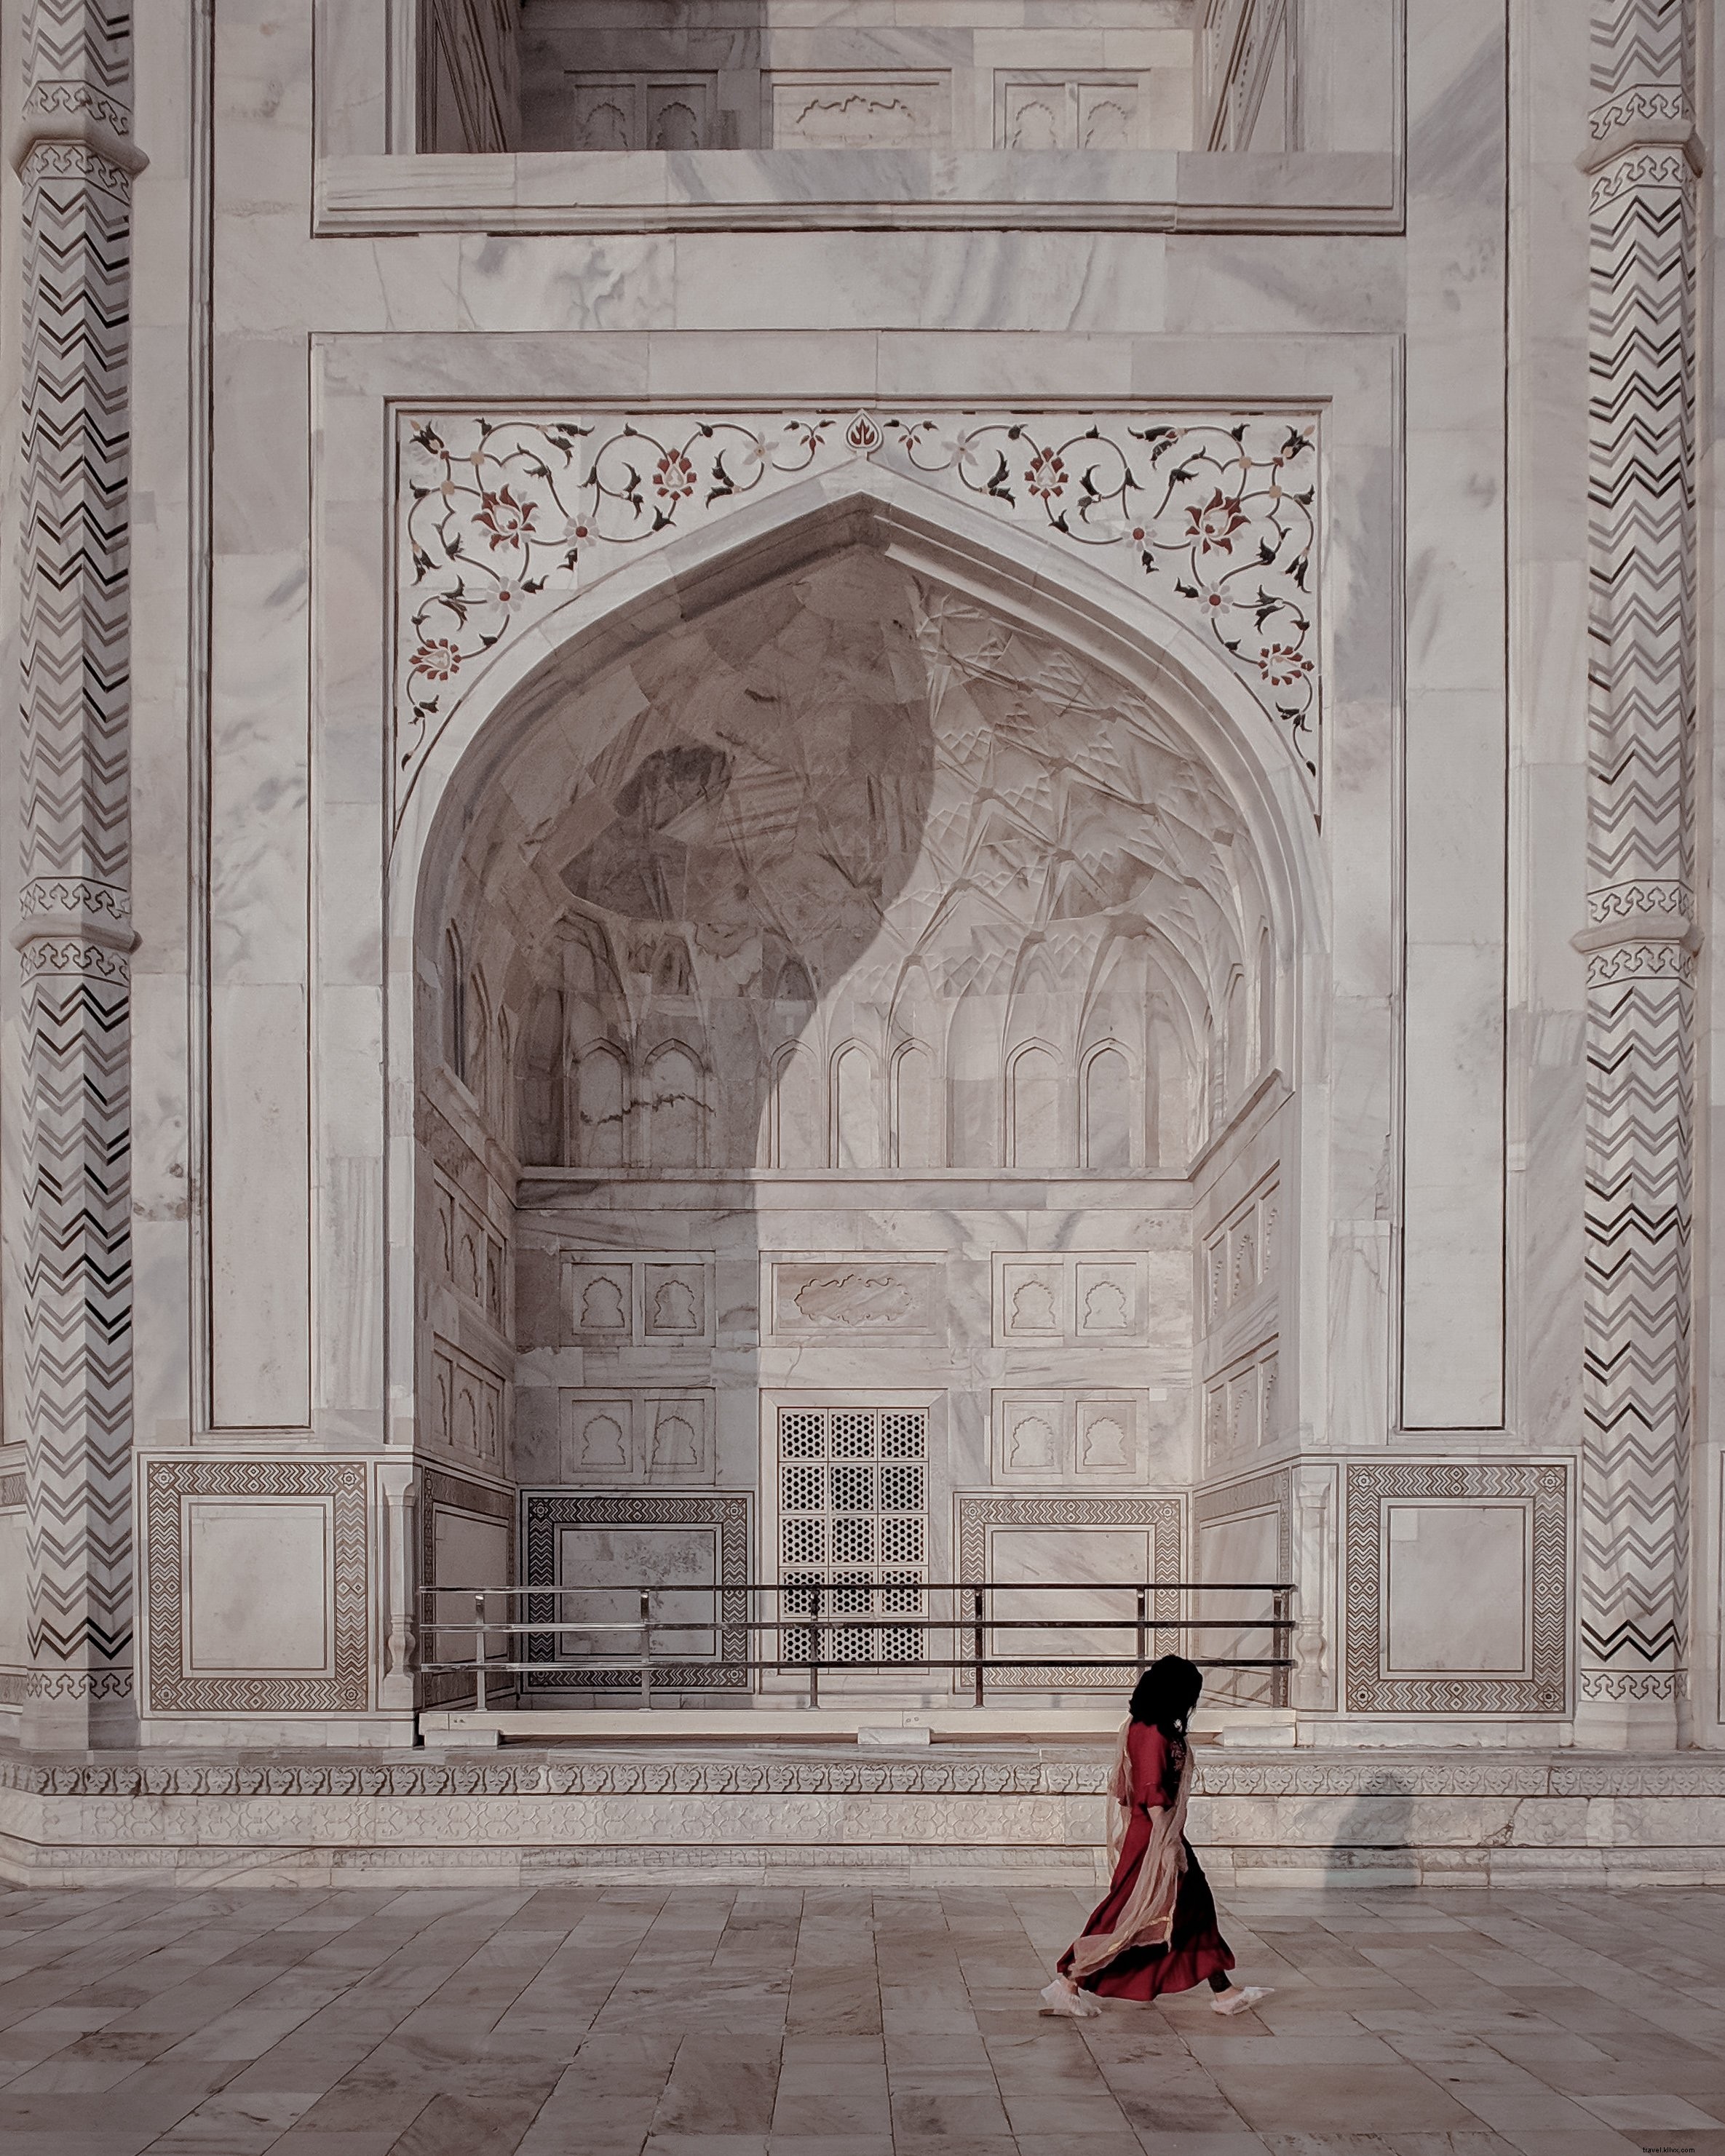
[143,1460,369,1714]
[954,1492,1182,1690]
[1344,1461,1568,1715]
[520,1490,750,1692]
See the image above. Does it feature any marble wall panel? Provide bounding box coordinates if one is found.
[1384,1500,1529,1677]
[419,1468,516,1707]
[768,1259,945,1344]
[1397,0,1509,1429]
[991,1252,1153,1348]
[1343,1461,1567,1717]
[991,1391,1165,1487]
[186,1501,330,1673]
[560,1254,714,1347]
[520,1490,750,1691]
[1192,1467,1293,1706]
[954,1494,1182,1689]
[141,1460,369,1716]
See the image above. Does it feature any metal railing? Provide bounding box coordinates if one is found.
[416,1578,1296,1713]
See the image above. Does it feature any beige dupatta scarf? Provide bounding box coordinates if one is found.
[1066,1719,1192,1983]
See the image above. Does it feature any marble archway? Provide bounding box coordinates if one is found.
[399,490,1319,1707]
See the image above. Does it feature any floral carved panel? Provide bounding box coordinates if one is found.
[395,407,1320,813]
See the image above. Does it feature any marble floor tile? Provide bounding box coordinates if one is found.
[0,1882,1713,2153]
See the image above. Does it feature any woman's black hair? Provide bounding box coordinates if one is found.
[1127,1654,1204,1741]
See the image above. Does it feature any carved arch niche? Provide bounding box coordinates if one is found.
[411,510,1303,1508]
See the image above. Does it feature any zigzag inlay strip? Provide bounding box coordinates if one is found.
[1582,0,1693,1701]
[17,0,136,1717]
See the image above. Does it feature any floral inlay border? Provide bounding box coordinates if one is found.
[395,407,1320,811]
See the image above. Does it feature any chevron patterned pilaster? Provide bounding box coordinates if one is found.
[12,2,146,1749]
[1577,0,1697,1744]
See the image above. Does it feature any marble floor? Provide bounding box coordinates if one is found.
[0,1877,1721,2155]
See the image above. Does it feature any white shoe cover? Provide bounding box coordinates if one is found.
[1211,1984,1272,2016]
[1040,1976,1102,2018]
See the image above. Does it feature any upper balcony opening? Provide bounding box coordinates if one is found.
[418,0,1298,157]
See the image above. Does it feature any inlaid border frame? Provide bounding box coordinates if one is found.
[518,1489,751,1692]
[1343,1460,1570,1717]
[142,1459,370,1714]
[953,1491,1183,1690]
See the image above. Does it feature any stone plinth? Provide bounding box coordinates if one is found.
[3,1743,1723,1892]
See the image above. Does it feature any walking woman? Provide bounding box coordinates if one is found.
[1042,1655,1272,2019]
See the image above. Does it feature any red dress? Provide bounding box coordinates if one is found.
[1058,1722,1235,2000]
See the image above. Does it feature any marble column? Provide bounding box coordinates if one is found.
[1575,0,1700,1747]
[11,1,146,1749]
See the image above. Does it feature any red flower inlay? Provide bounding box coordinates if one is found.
[411,638,461,683]
[1025,448,1067,502]
[1187,489,1248,555]
[475,485,537,549]
[1258,644,1312,688]
[654,450,697,502]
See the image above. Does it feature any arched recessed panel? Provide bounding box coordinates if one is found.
[1010,1044,1063,1169]
[1083,1046,1134,1172]
[464,974,491,1105]
[576,1046,627,1166]
[773,1046,822,1169]
[443,927,466,1078]
[833,1044,879,1169]
[645,1045,704,1168]
[407,513,1315,1527]
[518,989,565,1166]
[1257,924,1275,1076]
[892,1043,937,1169]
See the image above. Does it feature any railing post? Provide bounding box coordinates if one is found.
[1272,1586,1290,1710]
[972,1585,985,1706]
[638,1586,652,1710]
[808,1580,821,1709]
[1135,1584,1148,1673]
[473,1591,486,1714]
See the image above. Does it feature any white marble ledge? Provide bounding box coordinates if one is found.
[5,1745,1722,1801]
[314,148,1400,235]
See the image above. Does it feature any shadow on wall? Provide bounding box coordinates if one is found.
[1328,1777,1416,1890]
[416,529,1264,1706]
[420,547,940,1703]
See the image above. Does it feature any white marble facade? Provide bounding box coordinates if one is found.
[0,0,1720,1779]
